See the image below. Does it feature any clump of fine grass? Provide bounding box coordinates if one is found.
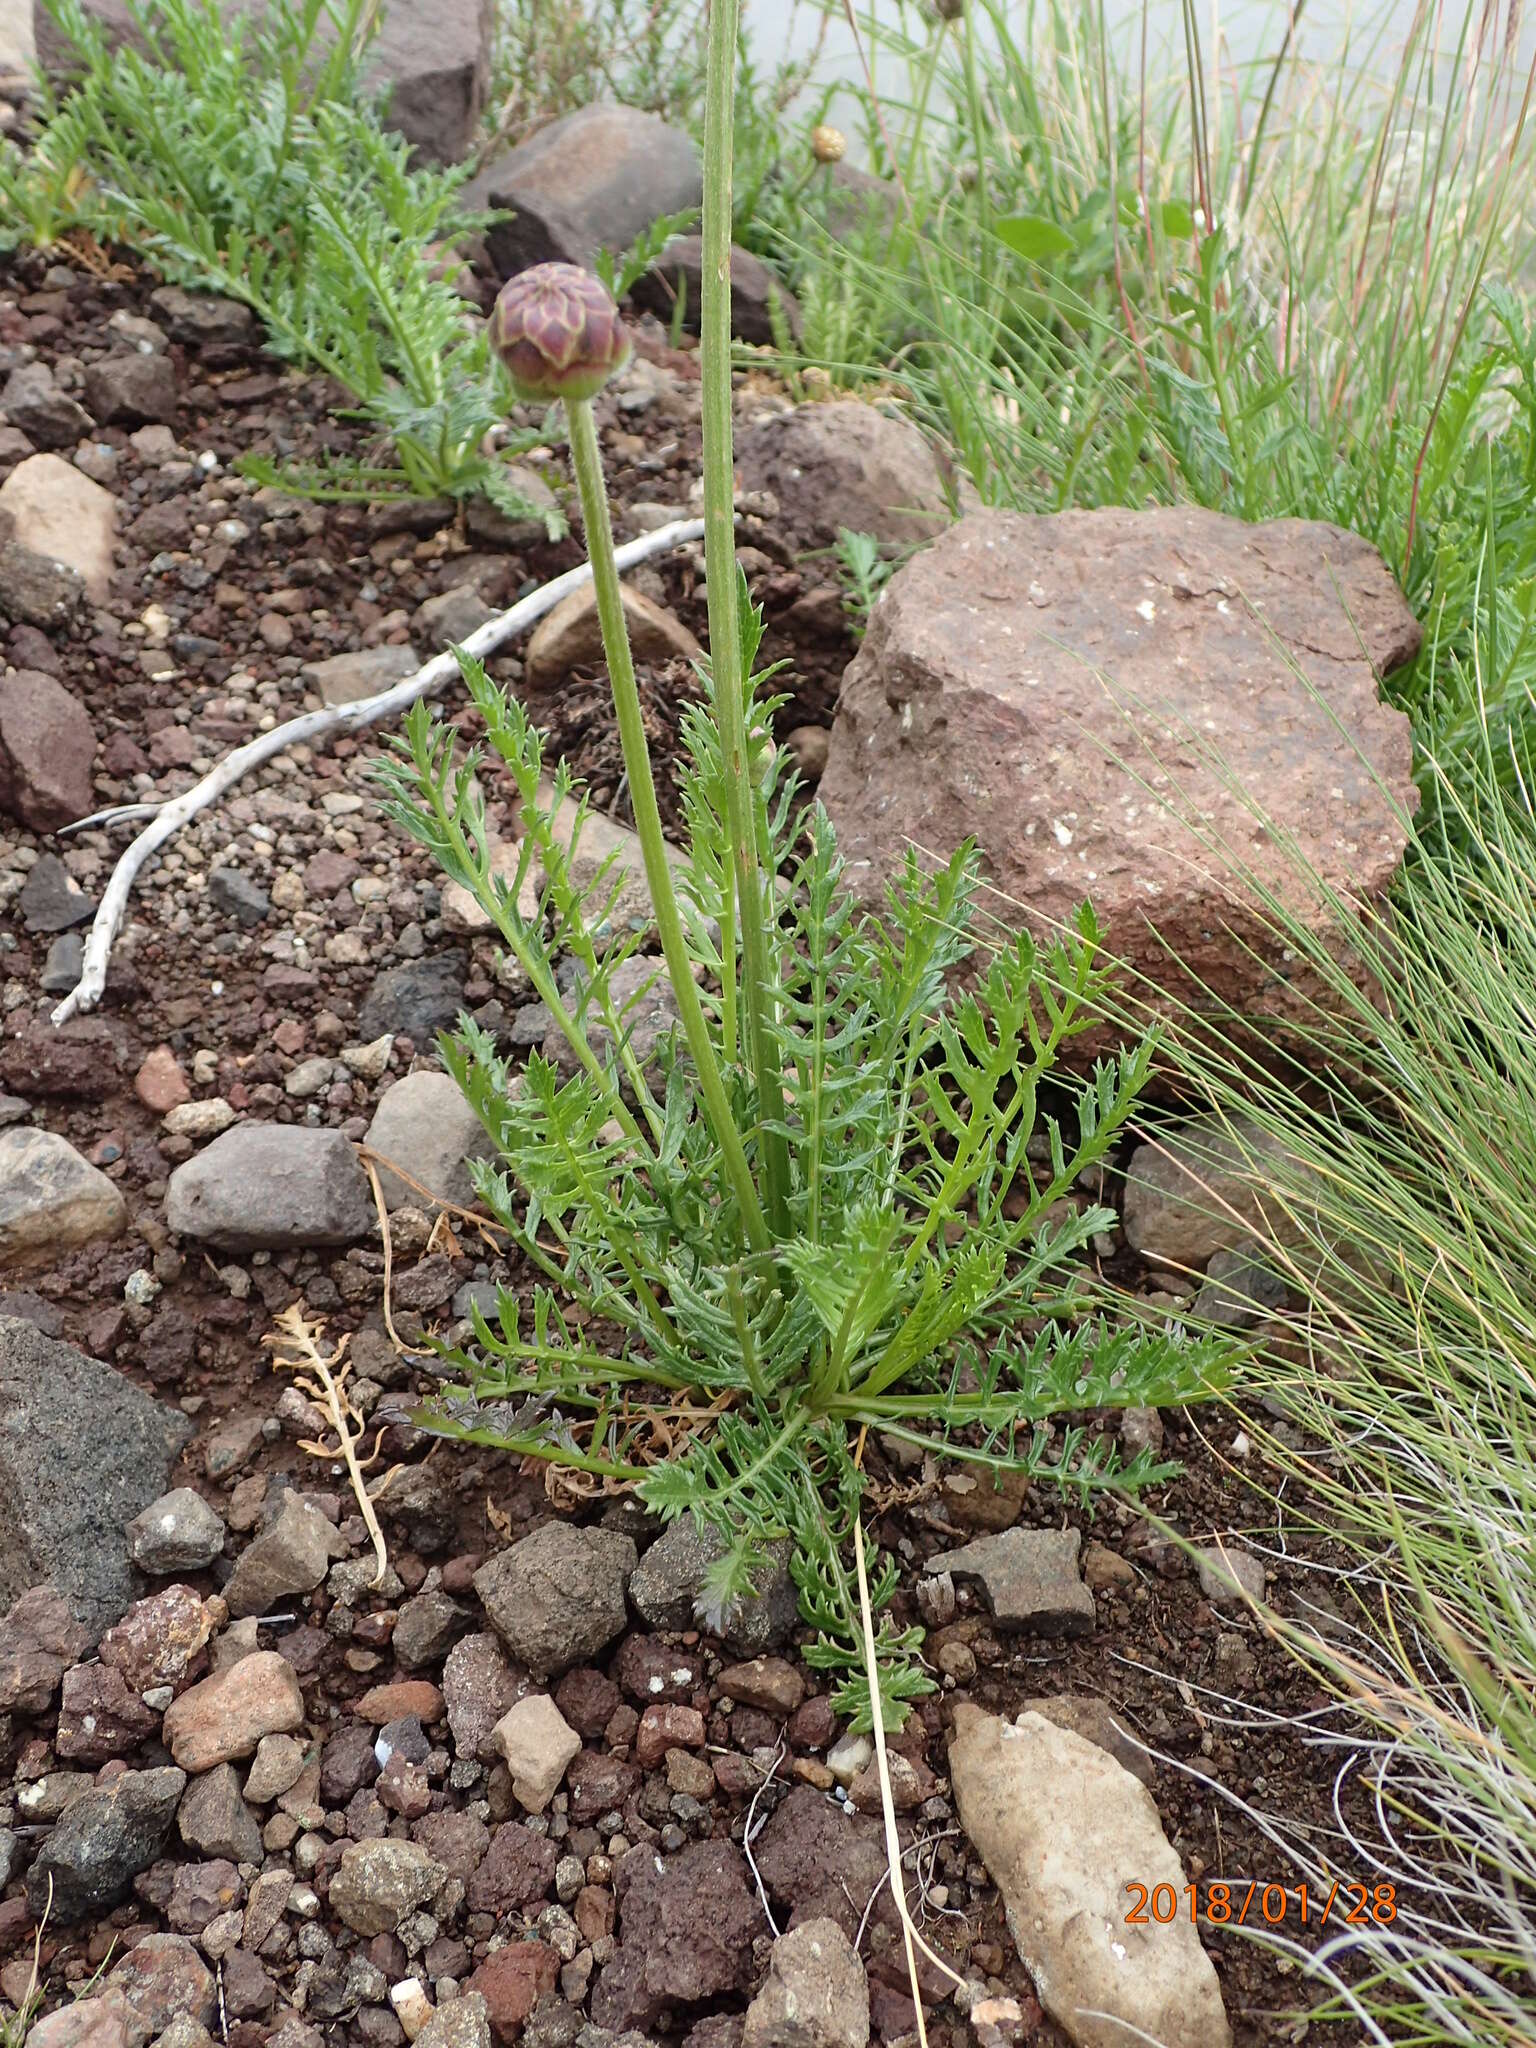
[1090,591,1536,2043]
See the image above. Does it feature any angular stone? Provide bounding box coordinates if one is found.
[542,955,681,1074]
[0,452,118,602]
[414,580,497,647]
[329,1837,447,1936]
[85,351,178,427]
[949,1703,1231,2048]
[742,1919,869,2048]
[304,644,420,708]
[0,1317,191,1640]
[19,852,94,933]
[364,1068,494,1211]
[416,1992,492,2048]
[223,1492,340,1617]
[0,1127,125,1268]
[443,1631,522,1761]
[394,1586,471,1668]
[0,668,96,832]
[177,1762,265,1864]
[165,1124,372,1250]
[470,105,701,277]
[26,1764,186,1922]
[105,1934,215,2038]
[150,286,256,347]
[524,581,700,692]
[28,1991,137,2048]
[464,1820,559,1915]
[535,790,688,946]
[0,1584,89,1713]
[0,363,91,449]
[591,1840,762,2031]
[1192,1241,1290,1329]
[55,1658,160,1762]
[736,400,950,559]
[717,1658,806,1717]
[492,1692,582,1812]
[97,1581,212,1691]
[923,1528,1094,1636]
[474,1523,635,1680]
[124,1488,226,1575]
[821,507,1419,1049]
[1122,1114,1302,1271]
[358,953,469,1044]
[1194,1544,1266,1611]
[0,535,84,628]
[244,1730,308,1803]
[629,1512,798,1656]
[468,1943,559,2045]
[161,1650,304,1771]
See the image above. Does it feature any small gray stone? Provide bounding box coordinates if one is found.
[304,644,420,708]
[1193,1242,1290,1330]
[923,1528,1095,1636]
[223,1492,340,1618]
[1194,1544,1266,1611]
[742,1918,869,2048]
[40,931,85,993]
[208,867,271,928]
[0,1127,126,1268]
[329,1838,447,1936]
[0,1317,191,1639]
[125,1487,226,1574]
[1,361,91,448]
[364,1069,493,1211]
[165,1124,373,1251]
[19,852,95,933]
[177,1762,264,1864]
[628,1512,798,1656]
[85,351,179,427]
[474,1524,636,1680]
[414,581,497,647]
[415,1992,492,2048]
[358,954,469,1045]
[149,285,256,346]
[0,534,86,628]
[394,1587,472,1669]
[243,1731,308,1804]
[26,1764,186,1921]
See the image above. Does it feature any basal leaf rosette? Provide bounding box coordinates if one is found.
[489,263,632,403]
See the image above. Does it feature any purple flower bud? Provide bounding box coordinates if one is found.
[489,263,632,403]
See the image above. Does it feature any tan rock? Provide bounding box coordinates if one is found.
[161,1650,304,1772]
[538,784,688,942]
[822,507,1419,1052]
[524,581,700,691]
[491,1693,582,1812]
[0,453,117,603]
[0,1127,126,1268]
[949,1702,1230,2048]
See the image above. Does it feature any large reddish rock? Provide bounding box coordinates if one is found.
[0,668,96,831]
[821,507,1420,1044]
[591,1840,764,2031]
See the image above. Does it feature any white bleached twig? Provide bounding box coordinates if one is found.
[51,516,707,1025]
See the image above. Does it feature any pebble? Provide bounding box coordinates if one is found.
[922,1528,1096,1636]
[473,1525,636,1681]
[161,1650,305,1771]
[491,1694,583,1812]
[329,1839,447,1937]
[125,1487,227,1573]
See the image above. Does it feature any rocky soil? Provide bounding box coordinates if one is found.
[0,225,1401,2048]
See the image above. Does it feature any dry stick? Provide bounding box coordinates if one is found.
[852,1521,968,2043]
[50,517,707,1027]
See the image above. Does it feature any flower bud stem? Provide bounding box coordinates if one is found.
[701,0,791,1237]
[565,395,770,1254]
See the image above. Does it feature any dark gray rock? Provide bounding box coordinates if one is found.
[394,1587,472,1669]
[0,361,90,449]
[26,1764,186,1921]
[40,932,84,993]
[358,953,469,1044]
[149,285,256,347]
[177,1762,264,1865]
[628,1512,798,1656]
[0,537,86,629]
[474,1524,636,1680]
[1192,1241,1291,1330]
[18,852,95,933]
[0,1317,192,1640]
[165,1124,373,1251]
[85,351,178,427]
[208,867,271,928]
[468,104,701,278]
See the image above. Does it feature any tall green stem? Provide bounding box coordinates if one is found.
[565,397,769,1254]
[701,0,790,1235]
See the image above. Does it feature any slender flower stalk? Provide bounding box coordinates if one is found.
[701,0,791,1234]
[490,263,769,1252]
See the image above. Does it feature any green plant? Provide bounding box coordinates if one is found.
[376,17,1227,1727]
[833,526,897,637]
[26,0,559,521]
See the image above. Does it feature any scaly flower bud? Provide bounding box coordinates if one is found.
[811,124,848,165]
[489,262,631,403]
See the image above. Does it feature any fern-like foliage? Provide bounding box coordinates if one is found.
[19,0,561,524]
[374,579,1231,1730]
